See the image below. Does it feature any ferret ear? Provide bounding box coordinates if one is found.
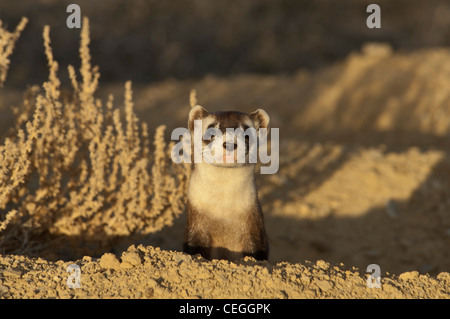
[249,109,270,130]
[188,105,209,131]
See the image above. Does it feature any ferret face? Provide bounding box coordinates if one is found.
[188,105,270,168]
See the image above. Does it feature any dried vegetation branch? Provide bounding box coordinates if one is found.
[0,17,27,86]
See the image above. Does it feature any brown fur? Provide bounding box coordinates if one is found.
[183,200,269,261]
[183,107,269,261]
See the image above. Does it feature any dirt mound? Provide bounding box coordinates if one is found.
[1,245,449,299]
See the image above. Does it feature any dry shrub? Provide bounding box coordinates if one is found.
[0,18,189,255]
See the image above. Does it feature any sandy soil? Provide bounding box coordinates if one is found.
[1,245,449,299]
[1,44,450,299]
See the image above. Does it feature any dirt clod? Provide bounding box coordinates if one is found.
[121,251,142,267]
[99,253,121,270]
[399,271,419,281]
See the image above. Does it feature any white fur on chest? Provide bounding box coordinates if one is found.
[188,164,256,220]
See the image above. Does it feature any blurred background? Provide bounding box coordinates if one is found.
[0,0,449,87]
[1,0,450,275]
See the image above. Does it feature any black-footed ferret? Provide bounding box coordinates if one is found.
[183,105,269,261]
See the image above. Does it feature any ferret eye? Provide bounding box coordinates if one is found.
[204,132,215,141]
[204,124,217,141]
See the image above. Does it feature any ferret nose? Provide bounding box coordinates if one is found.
[223,142,237,151]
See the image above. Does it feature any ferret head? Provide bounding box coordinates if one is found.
[188,105,270,168]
